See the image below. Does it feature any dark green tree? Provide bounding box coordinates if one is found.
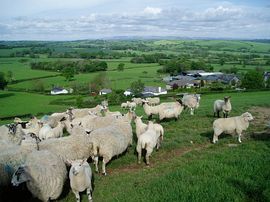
[62,67,75,81]
[0,72,8,90]
[241,70,264,89]
[117,63,125,71]
[130,80,144,96]
[6,71,13,83]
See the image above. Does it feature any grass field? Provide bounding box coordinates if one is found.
[1,90,269,202]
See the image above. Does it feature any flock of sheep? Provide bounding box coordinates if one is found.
[0,94,254,202]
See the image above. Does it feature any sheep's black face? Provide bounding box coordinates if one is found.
[11,166,28,186]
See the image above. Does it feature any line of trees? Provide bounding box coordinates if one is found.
[130,53,175,64]
[30,60,108,73]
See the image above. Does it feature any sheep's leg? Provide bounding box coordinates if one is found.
[217,111,220,118]
[190,108,194,115]
[87,187,92,202]
[146,148,153,166]
[238,133,242,143]
[102,157,109,175]
[137,150,142,164]
[72,190,80,202]
[94,156,99,173]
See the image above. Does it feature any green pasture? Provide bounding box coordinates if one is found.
[1,90,270,201]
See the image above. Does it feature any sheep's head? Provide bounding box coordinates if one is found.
[224,96,231,102]
[11,165,30,186]
[242,112,254,122]
[6,123,17,135]
[68,159,88,176]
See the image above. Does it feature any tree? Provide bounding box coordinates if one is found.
[32,79,44,92]
[241,70,264,89]
[62,67,75,81]
[89,72,110,93]
[6,71,14,83]
[117,63,125,71]
[130,80,144,96]
[0,72,8,90]
[219,58,225,66]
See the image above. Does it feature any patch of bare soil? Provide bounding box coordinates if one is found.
[249,107,270,140]
[107,143,211,175]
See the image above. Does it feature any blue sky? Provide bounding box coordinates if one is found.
[0,0,269,40]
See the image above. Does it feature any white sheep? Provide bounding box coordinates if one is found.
[158,101,184,121]
[0,134,38,187]
[136,121,162,165]
[127,101,137,110]
[89,124,133,175]
[68,159,93,202]
[212,112,254,143]
[0,124,24,145]
[146,97,160,106]
[38,121,65,140]
[68,105,104,118]
[134,116,148,139]
[132,97,143,106]
[11,150,67,202]
[38,127,93,164]
[102,107,122,119]
[213,96,232,118]
[121,102,128,109]
[142,101,160,119]
[181,94,201,115]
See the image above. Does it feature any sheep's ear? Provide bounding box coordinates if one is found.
[66,159,73,165]
[139,116,143,119]
[82,158,88,164]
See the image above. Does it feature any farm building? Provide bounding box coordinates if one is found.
[201,74,240,85]
[124,86,167,97]
[99,88,112,95]
[50,87,69,95]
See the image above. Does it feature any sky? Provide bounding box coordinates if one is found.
[0,0,270,40]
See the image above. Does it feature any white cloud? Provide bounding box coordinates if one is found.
[143,7,162,15]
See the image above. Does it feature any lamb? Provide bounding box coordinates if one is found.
[38,127,94,164]
[38,121,65,140]
[158,101,184,121]
[134,116,164,140]
[132,97,143,106]
[134,116,148,138]
[89,124,133,175]
[181,94,201,115]
[146,97,160,106]
[0,134,38,187]
[136,121,162,165]
[101,100,108,108]
[68,159,93,202]
[212,112,254,143]
[11,150,67,202]
[214,96,232,118]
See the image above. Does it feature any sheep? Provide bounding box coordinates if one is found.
[101,100,108,108]
[127,101,137,111]
[134,116,164,140]
[102,107,122,119]
[121,102,128,109]
[136,121,162,165]
[0,134,38,187]
[14,117,28,128]
[68,159,93,202]
[11,150,67,202]
[134,116,148,139]
[0,124,24,145]
[142,101,160,119]
[181,94,201,115]
[212,112,254,143]
[38,121,65,140]
[132,97,143,106]
[146,97,160,106]
[38,127,94,164]
[158,101,184,121]
[89,124,133,175]
[214,96,232,118]
[67,105,104,119]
